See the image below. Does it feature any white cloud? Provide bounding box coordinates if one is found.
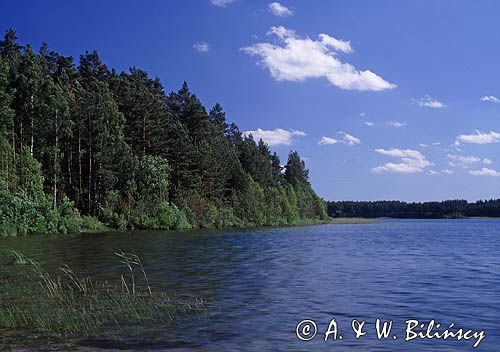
[210,0,235,6]
[268,2,293,17]
[454,130,500,146]
[339,132,360,145]
[483,158,492,165]
[193,42,210,53]
[427,170,439,175]
[241,26,396,91]
[442,169,454,175]
[469,167,500,177]
[419,143,428,148]
[364,121,375,127]
[433,141,441,146]
[447,154,481,167]
[372,148,432,174]
[386,120,406,127]
[266,26,295,39]
[416,95,447,109]
[243,128,306,146]
[480,95,500,104]
[318,136,338,145]
[318,34,353,54]
[319,132,361,146]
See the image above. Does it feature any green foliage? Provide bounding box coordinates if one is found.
[136,155,170,201]
[136,202,192,230]
[57,197,81,234]
[80,216,106,231]
[15,147,45,201]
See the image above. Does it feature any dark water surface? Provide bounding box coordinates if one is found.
[1,219,499,351]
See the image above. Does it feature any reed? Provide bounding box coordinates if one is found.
[6,249,32,265]
[0,250,204,337]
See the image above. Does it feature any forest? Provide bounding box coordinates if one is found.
[327,199,500,218]
[0,29,328,236]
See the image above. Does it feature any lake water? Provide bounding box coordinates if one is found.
[1,219,499,351]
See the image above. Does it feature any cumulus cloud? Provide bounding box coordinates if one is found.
[241,26,396,91]
[419,143,428,148]
[372,148,432,174]
[318,136,338,145]
[480,95,500,103]
[483,158,493,165]
[318,33,353,54]
[447,154,481,167]
[469,168,500,177]
[193,42,210,53]
[386,120,406,127]
[210,0,235,6]
[454,130,500,146]
[364,121,375,127]
[243,128,306,146]
[319,132,361,146]
[268,2,293,17]
[416,95,447,109]
[339,132,360,145]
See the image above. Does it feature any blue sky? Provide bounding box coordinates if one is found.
[1,0,500,201]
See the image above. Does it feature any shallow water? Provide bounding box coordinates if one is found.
[1,219,499,351]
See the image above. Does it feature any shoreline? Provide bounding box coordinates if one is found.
[1,218,379,238]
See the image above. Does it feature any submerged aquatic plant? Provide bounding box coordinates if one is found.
[0,250,204,337]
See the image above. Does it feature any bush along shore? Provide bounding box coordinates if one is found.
[0,29,328,236]
[0,249,204,336]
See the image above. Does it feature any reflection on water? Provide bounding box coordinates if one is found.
[1,219,499,351]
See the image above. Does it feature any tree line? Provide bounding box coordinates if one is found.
[0,29,328,235]
[327,199,500,218]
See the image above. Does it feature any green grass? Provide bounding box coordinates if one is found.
[0,250,204,337]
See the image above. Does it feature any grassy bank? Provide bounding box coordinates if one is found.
[0,250,203,337]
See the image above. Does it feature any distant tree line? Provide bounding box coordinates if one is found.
[0,29,328,235]
[327,199,500,218]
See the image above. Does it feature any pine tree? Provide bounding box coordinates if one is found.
[0,57,15,188]
[0,28,22,70]
[284,151,309,186]
[13,45,51,159]
[209,103,228,134]
[111,67,168,157]
[76,50,132,215]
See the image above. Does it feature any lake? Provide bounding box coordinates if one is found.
[1,219,499,351]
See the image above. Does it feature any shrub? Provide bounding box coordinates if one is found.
[81,216,106,231]
[57,197,81,234]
